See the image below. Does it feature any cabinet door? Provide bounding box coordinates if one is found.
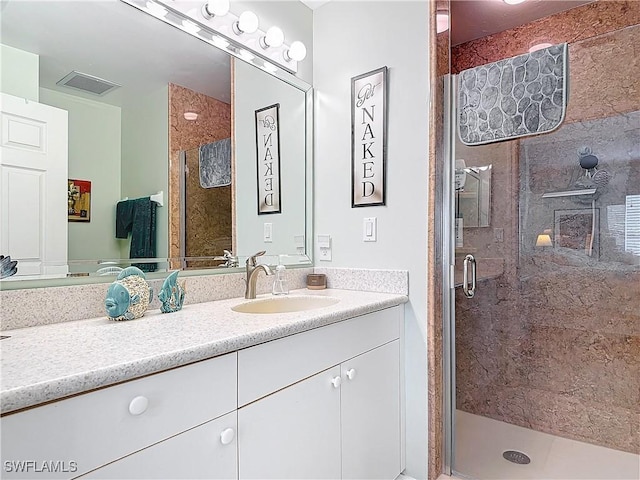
[238,366,341,479]
[77,412,237,480]
[341,340,401,480]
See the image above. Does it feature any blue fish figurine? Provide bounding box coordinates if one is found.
[0,255,18,279]
[105,267,153,321]
[158,270,186,313]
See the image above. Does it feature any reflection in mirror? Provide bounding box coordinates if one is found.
[0,0,311,288]
[455,164,492,227]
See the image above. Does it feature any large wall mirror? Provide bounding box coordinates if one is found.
[0,0,312,289]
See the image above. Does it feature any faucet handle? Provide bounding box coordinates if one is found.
[247,250,267,267]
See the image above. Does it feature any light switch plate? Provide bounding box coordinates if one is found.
[317,234,332,261]
[264,223,273,243]
[363,217,377,242]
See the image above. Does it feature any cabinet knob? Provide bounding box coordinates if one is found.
[345,368,356,380]
[128,396,149,416]
[331,376,341,388]
[220,428,235,445]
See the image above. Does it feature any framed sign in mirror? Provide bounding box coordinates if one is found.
[255,104,282,215]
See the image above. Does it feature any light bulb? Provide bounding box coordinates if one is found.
[233,11,259,35]
[263,62,278,73]
[184,112,198,121]
[212,36,229,49]
[238,49,255,62]
[284,41,306,62]
[260,26,285,49]
[181,20,200,34]
[503,0,527,4]
[202,0,229,18]
[145,1,167,17]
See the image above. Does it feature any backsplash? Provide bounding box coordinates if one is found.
[0,267,408,331]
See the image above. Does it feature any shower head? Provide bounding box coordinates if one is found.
[579,154,599,170]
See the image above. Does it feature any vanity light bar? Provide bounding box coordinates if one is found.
[121,0,300,74]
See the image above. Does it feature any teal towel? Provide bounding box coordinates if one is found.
[115,197,157,272]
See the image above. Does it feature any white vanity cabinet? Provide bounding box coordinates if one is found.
[237,305,403,480]
[238,366,343,479]
[77,411,238,479]
[1,303,404,480]
[341,339,401,479]
[0,353,237,479]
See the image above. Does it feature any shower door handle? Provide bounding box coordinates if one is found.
[463,254,476,298]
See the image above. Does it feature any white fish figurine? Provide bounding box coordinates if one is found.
[105,267,153,321]
[158,270,186,313]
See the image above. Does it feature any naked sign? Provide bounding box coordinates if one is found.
[255,103,282,215]
[351,66,387,207]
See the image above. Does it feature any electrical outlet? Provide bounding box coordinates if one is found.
[317,234,332,261]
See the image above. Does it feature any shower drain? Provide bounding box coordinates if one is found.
[502,450,531,465]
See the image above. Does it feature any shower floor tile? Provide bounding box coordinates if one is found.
[454,410,639,480]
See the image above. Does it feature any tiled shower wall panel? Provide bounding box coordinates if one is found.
[168,83,232,262]
[183,148,232,263]
[452,7,639,454]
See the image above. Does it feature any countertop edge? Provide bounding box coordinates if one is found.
[1,292,407,415]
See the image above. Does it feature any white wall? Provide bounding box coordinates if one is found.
[39,88,122,263]
[313,2,430,478]
[120,86,169,259]
[234,60,307,259]
[0,44,39,101]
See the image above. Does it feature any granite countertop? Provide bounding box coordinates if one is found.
[0,288,407,415]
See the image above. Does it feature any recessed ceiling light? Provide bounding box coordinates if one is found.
[184,112,198,121]
[436,12,449,34]
[503,0,527,5]
[529,42,553,52]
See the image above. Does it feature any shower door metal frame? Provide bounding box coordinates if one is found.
[179,150,187,270]
[441,73,457,476]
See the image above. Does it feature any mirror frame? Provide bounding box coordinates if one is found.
[0,1,313,291]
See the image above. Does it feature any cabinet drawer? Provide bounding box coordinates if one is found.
[1,353,237,479]
[78,411,237,480]
[238,305,401,406]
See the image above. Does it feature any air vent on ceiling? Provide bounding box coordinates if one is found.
[56,71,121,96]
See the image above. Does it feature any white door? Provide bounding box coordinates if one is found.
[238,366,341,479]
[341,340,401,480]
[0,92,68,278]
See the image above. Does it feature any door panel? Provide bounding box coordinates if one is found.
[341,340,401,480]
[0,92,68,278]
[238,366,341,479]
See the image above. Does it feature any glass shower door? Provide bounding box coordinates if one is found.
[449,81,640,480]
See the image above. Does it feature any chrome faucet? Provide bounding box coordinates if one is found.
[213,250,238,268]
[245,251,273,299]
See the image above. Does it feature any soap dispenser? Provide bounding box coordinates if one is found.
[272,262,289,295]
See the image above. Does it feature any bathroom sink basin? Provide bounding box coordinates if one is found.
[232,295,340,314]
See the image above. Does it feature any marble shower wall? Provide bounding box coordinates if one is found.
[427,1,450,477]
[453,4,640,454]
[183,147,232,267]
[168,83,232,264]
